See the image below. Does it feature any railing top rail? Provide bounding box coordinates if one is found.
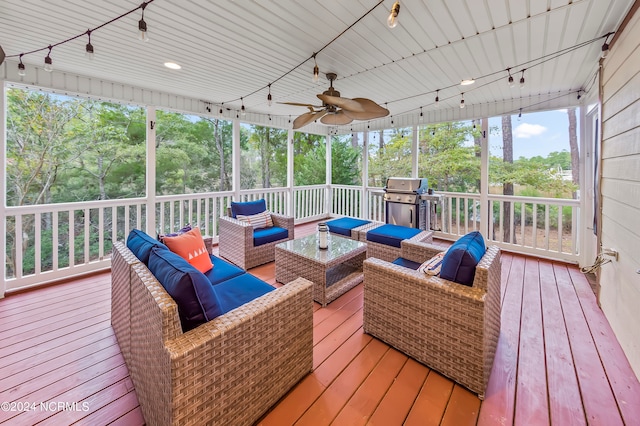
[487,193,580,206]
[156,191,234,202]
[5,197,149,214]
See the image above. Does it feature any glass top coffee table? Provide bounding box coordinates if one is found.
[275,233,367,306]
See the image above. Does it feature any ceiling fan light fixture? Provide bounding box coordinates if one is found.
[387,1,400,28]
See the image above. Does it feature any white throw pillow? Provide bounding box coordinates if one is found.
[418,251,445,276]
[236,210,274,229]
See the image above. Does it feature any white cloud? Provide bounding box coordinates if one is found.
[514,123,547,138]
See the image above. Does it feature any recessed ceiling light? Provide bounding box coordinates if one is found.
[164,62,181,70]
[461,79,475,86]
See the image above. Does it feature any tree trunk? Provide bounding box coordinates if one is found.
[568,107,580,199]
[502,115,515,243]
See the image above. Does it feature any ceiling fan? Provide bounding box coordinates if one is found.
[283,73,389,129]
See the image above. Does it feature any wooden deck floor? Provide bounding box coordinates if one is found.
[1,221,639,425]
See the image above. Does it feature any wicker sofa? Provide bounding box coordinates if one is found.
[363,239,501,399]
[111,240,313,425]
[219,201,294,270]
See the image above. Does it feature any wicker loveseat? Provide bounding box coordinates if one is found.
[111,240,313,425]
[363,238,501,399]
[219,199,294,269]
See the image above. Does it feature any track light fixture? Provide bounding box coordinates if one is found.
[44,45,53,72]
[434,90,439,108]
[85,30,95,60]
[267,83,273,107]
[138,2,149,42]
[507,68,515,88]
[312,53,319,83]
[460,93,465,109]
[519,69,525,88]
[387,1,400,28]
[18,53,26,76]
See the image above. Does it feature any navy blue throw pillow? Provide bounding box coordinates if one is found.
[439,231,486,286]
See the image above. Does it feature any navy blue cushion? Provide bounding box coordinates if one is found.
[230,199,267,218]
[440,231,486,287]
[326,217,371,236]
[253,226,289,246]
[366,224,422,248]
[214,273,275,314]
[148,247,223,331]
[205,255,246,285]
[127,228,168,265]
[392,257,423,270]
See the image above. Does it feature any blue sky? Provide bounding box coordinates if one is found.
[488,109,577,159]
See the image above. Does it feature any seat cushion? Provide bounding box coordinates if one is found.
[148,247,223,331]
[162,227,213,273]
[230,199,267,218]
[366,224,422,248]
[205,255,246,285]
[391,257,423,270]
[254,226,289,246]
[127,228,168,265]
[213,273,275,314]
[326,217,371,236]
[440,231,486,286]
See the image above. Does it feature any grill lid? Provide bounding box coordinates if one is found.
[384,177,428,193]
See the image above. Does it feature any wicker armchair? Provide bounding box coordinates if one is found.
[219,208,294,270]
[363,240,501,399]
[365,227,434,262]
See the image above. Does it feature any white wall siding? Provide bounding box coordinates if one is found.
[600,5,640,379]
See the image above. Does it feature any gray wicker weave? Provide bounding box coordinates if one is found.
[275,234,367,306]
[111,241,313,426]
[365,229,434,262]
[219,212,294,270]
[363,243,501,399]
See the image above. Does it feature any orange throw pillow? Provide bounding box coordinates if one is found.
[163,227,213,273]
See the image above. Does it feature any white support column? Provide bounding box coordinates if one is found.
[411,124,419,178]
[287,128,295,218]
[146,107,157,236]
[480,117,490,240]
[232,119,241,201]
[1,83,7,298]
[326,133,332,217]
[362,131,369,219]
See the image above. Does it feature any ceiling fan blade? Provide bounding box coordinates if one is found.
[292,110,328,129]
[317,94,366,113]
[341,98,389,120]
[279,101,324,109]
[320,110,354,126]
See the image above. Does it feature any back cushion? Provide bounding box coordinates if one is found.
[148,247,223,331]
[162,227,213,273]
[440,231,486,286]
[230,199,267,218]
[127,228,168,265]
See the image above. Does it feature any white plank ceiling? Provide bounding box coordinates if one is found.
[0,0,634,130]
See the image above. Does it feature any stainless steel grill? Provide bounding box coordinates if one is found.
[383,177,428,229]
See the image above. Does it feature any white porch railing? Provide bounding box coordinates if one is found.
[2,185,580,294]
